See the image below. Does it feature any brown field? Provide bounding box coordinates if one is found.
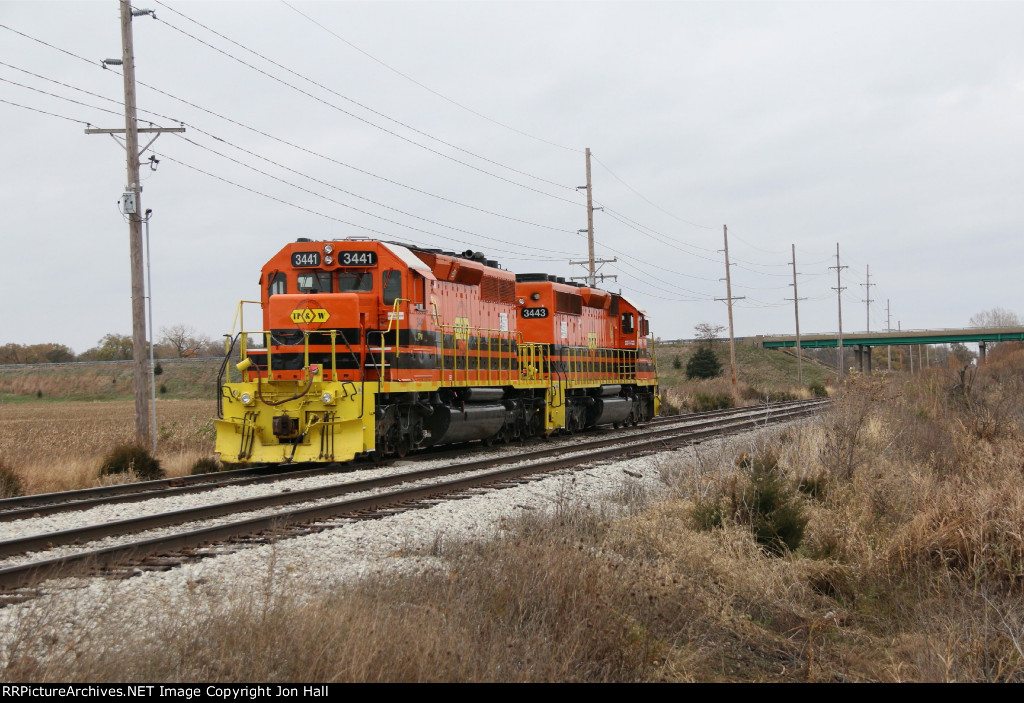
[0,399,217,494]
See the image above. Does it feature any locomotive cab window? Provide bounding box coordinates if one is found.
[268,272,287,297]
[621,312,635,334]
[338,272,373,292]
[382,269,402,305]
[297,272,332,294]
[641,316,649,337]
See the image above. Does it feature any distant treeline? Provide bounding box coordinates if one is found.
[1,326,223,365]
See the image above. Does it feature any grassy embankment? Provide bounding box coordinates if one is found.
[0,358,221,403]
[655,341,834,411]
[4,346,1022,681]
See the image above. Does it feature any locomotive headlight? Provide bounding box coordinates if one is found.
[321,392,335,405]
[240,392,253,405]
[323,244,334,254]
[530,292,541,301]
[324,255,333,265]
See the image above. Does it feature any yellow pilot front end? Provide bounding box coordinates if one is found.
[216,363,376,464]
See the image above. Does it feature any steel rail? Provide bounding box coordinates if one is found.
[0,400,825,558]
[0,398,819,521]
[0,400,826,590]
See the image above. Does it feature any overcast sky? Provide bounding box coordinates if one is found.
[2,0,1022,354]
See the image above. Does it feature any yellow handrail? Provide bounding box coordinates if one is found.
[382,298,410,358]
[226,300,262,354]
[437,323,523,386]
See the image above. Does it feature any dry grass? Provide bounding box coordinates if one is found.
[3,359,1024,681]
[0,360,221,402]
[0,400,217,494]
[2,504,660,683]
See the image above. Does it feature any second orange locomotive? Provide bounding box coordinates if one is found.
[215,239,659,464]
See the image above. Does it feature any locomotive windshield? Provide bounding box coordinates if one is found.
[382,269,402,305]
[338,272,373,292]
[297,272,332,294]
[268,272,286,297]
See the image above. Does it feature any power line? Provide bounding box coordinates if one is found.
[605,261,714,299]
[279,0,581,153]
[599,206,721,256]
[729,232,789,256]
[0,59,124,109]
[605,270,710,302]
[149,6,583,204]
[0,55,581,247]
[590,152,715,230]
[169,132,580,256]
[0,75,124,120]
[0,26,580,234]
[178,122,575,234]
[152,150,563,262]
[600,210,722,264]
[0,55,574,249]
[0,97,91,125]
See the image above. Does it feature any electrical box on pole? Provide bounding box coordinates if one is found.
[86,1,184,449]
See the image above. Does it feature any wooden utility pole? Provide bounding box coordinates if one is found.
[585,147,595,283]
[570,147,615,286]
[716,225,744,399]
[861,265,874,333]
[830,243,848,382]
[886,299,892,371]
[86,1,183,447]
[787,244,806,385]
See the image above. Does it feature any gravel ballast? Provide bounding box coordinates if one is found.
[0,422,797,658]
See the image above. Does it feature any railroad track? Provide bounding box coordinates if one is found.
[0,398,827,602]
[0,398,815,522]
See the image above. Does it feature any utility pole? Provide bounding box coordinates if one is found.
[886,299,892,371]
[570,148,615,286]
[830,243,848,382]
[716,225,744,399]
[787,244,807,385]
[861,265,874,333]
[86,1,183,448]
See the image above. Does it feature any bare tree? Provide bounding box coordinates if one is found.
[969,307,1021,328]
[159,324,213,358]
[694,322,726,347]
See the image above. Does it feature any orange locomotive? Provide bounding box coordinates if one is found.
[215,239,659,464]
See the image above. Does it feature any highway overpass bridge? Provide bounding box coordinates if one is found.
[750,327,1024,371]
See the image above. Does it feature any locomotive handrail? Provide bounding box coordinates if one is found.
[215,333,241,419]
[436,323,523,386]
[557,346,643,388]
[382,298,410,359]
[226,300,262,355]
